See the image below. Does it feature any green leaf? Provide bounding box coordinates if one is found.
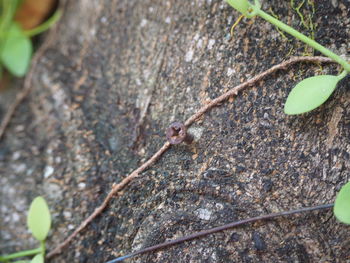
[0,22,32,77]
[27,196,51,241]
[334,181,350,224]
[30,254,44,263]
[226,0,249,14]
[284,75,339,115]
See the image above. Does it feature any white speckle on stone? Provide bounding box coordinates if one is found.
[78,182,86,189]
[215,203,224,210]
[196,208,212,220]
[78,35,85,44]
[12,151,21,160]
[12,212,20,223]
[100,16,107,24]
[165,16,171,24]
[2,231,11,239]
[340,54,349,61]
[193,33,200,41]
[14,163,26,174]
[55,156,62,163]
[211,251,217,261]
[26,168,34,176]
[143,69,151,79]
[227,67,235,77]
[140,19,148,27]
[14,199,26,211]
[185,49,194,62]
[197,38,203,49]
[108,136,119,152]
[63,211,72,219]
[44,166,54,178]
[188,126,204,141]
[1,203,7,214]
[15,125,25,132]
[136,78,142,86]
[208,39,216,50]
[51,85,71,121]
[331,0,338,8]
[44,183,62,199]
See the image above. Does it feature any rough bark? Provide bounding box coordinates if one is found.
[1,0,350,262]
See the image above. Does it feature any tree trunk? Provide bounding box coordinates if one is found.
[1,0,350,262]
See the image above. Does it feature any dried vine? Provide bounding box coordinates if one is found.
[46,56,334,259]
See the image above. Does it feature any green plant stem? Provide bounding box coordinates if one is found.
[24,10,62,37]
[256,9,350,72]
[0,0,19,58]
[336,70,348,81]
[0,247,41,261]
[0,0,18,37]
[40,240,46,257]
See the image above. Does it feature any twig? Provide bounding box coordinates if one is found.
[106,203,334,262]
[47,56,335,259]
[46,142,171,258]
[184,56,333,126]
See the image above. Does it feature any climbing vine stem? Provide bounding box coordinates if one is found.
[46,56,335,260]
[256,8,350,72]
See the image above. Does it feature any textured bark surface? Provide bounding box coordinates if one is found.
[1,0,350,262]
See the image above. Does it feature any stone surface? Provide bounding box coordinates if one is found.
[1,0,350,262]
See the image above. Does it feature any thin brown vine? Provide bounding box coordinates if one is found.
[107,203,334,262]
[46,55,334,259]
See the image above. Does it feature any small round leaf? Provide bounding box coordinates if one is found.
[334,181,350,224]
[226,0,249,14]
[284,75,339,115]
[27,196,51,241]
[0,22,32,77]
[30,254,44,263]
